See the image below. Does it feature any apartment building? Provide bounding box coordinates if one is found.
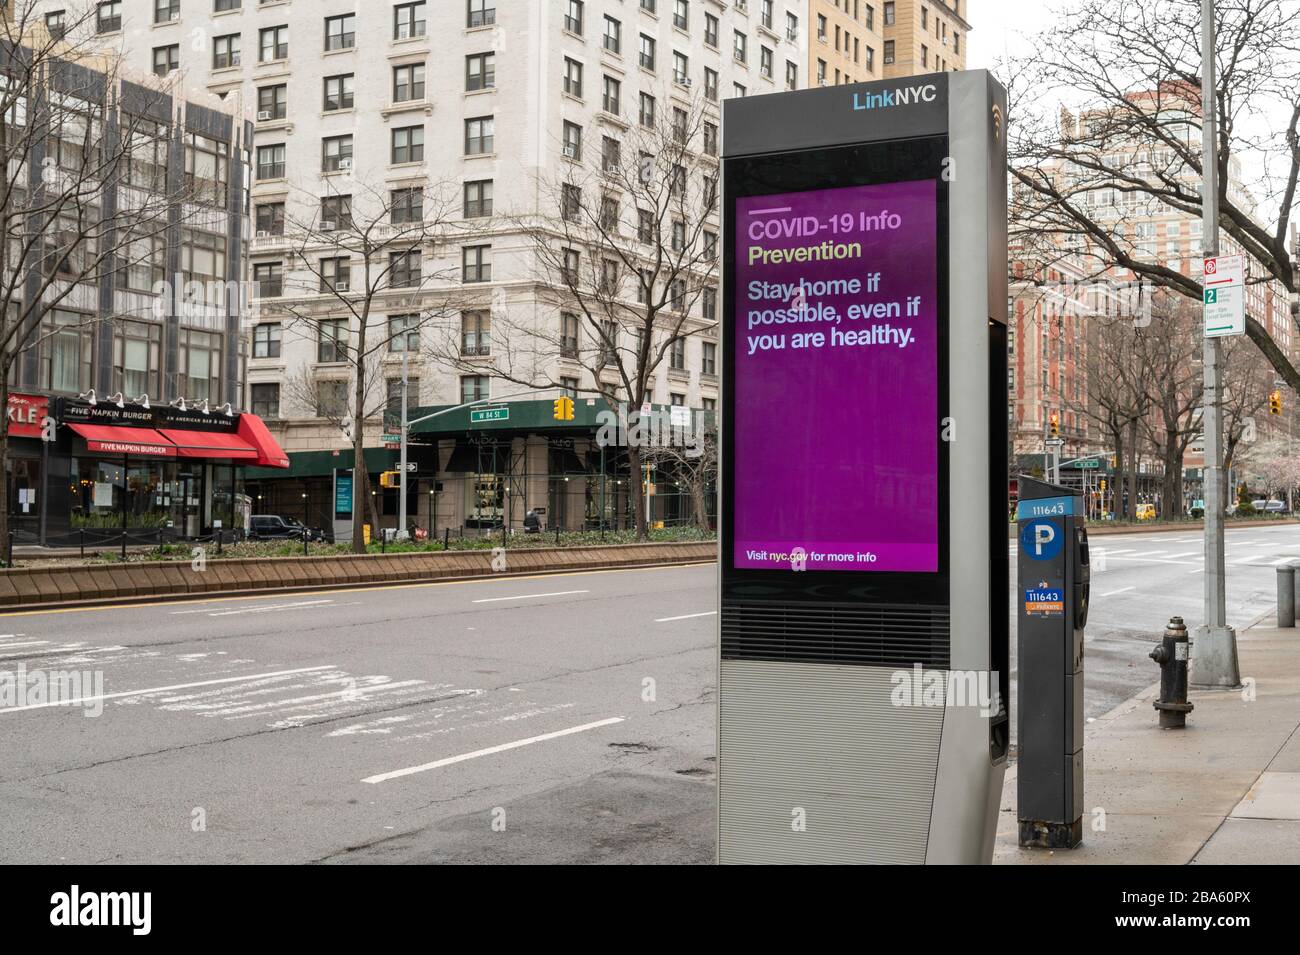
[880,0,967,78]
[48,0,804,534]
[0,11,289,544]
[805,0,966,87]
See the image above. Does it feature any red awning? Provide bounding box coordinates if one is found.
[235,413,290,468]
[68,423,176,457]
[158,429,259,460]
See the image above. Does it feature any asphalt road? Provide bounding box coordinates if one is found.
[1,523,1295,864]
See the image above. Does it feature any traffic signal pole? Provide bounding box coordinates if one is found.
[1195,0,1241,688]
[399,350,408,537]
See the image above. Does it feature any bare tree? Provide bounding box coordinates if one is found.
[642,414,717,530]
[1136,296,1202,518]
[1007,0,1300,391]
[266,177,462,552]
[1,4,200,555]
[1221,333,1274,511]
[427,95,720,539]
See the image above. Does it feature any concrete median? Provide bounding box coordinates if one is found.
[0,542,718,612]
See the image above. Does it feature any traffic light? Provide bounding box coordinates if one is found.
[1269,390,1282,415]
[378,470,400,488]
[1048,412,1060,437]
[552,396,575,421]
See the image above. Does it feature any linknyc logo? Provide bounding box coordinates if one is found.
[852,83,938,111]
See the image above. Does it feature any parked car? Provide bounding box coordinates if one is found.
[1263,500,1289,514]
[1136,503,1157,520]
[249,514,330,542]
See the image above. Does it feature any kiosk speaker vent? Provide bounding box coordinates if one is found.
[721,602,951,668]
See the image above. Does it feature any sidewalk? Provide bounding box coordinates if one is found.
[995,620,1300,864]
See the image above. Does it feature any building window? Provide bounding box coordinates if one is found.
[733,30,747,64]
[603,15,621,53]
[565,0,584,35]
[184,133,229,207]
[760,46,773,78]
[316,380,348,418]
[320,195,352,231]
[179,329,222,403]
[704,67,719,102]
[467,0,495,28]
[670,337,685,370]
[460,375,489,404]
[213,34,241,70]
[152,45,179,75]
[259,25,288,62]
[181,229,227,306]
[258,84,287,120]
[393,64,425,102]
[323,74,354,111]
[119,235,165,292]
[560,377,579,398]
[639,33,656,71]
[252,262,282,298]
[113,320,161,399]
[560,312,579,358]
[702,286,716,321]
[785,60,798,91]
[322,135,353,172]
[394,1,427,39]
[465,116,494,155]
[563,57,584,98]
[673,1,689,30]
[253,323,282,359]
[702,341,717,376]
[325,14,356,51]
[250,383,280,419]
[391,187,423,224]
[464,179,493,218]
[462,245,491,282]
[391,125,424,164]
[154,0,179,24]
[386,377,419,422]
[602,75,621,114]
[704,12,719,48]
[563,121,582,161]
[466,52,495,91]
[639,92,655,127]
[318,319,348,363]
[389,250,421,288]
[884,1,895,25]
[883,39,894,64]
[96,1,122,34]
[39,310,92,394]
[461,311,490,356]
[602,135,621,172]
[320,256,351,293]
[673,51,689,86]
[388,313,420,352]
[561,183,582,222]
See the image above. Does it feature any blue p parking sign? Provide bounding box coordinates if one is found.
[1019,519,1063,561]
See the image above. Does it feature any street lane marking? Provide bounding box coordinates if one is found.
[0,665,336,715]
[171,599,335,617]
[471,590,589,603]
[1099,587,1135,597]
[362,716,625,783]
[1164,551,1199,559]
[655,611,717,622]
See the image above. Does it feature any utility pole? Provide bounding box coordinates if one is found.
[1195,0,1241,688]
[398,349,409,538]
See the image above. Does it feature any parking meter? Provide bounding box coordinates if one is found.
[1016,476,1088,848]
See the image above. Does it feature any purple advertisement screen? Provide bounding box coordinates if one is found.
[732,179,939,573]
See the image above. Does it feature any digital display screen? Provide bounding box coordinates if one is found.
[732,178,940,573]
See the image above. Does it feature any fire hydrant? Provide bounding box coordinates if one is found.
[1150,616,1194,729]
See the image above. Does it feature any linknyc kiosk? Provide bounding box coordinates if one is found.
[719,71,1009,864]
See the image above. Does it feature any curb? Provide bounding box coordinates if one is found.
[0,557,717,615]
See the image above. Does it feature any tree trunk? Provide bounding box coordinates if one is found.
[351,424,367,554]
[628,443,647,540]
[1162,427,1181,519]
[690,475,708,529]
[1126,418,1139,519]
[1110,427,1125,520]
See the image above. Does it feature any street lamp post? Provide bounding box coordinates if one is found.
[1195,0,1241,688]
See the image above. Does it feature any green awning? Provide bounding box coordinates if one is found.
[243,446,435,480]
